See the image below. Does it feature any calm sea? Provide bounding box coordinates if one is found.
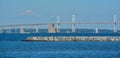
[0,41,120,58]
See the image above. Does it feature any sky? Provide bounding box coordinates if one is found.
[0,0,120,29]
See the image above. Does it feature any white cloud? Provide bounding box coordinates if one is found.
[25,9,32,14]
[17,9,33,16]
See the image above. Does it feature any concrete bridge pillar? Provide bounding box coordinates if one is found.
[7,26,11,33]
[20,26,24,33]
[35,25,39,33]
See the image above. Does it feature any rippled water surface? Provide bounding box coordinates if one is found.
[0,41,120,58]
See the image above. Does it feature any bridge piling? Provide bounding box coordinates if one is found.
[35,25,39,33]
[20,26,24,33]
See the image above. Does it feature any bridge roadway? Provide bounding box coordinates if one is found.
[0,22,120,27]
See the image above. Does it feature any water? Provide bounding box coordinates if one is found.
[0,41,120,58]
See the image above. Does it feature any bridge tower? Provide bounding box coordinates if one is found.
[72,14,76,32]
[57,16,60,32]
[113,15,117,32]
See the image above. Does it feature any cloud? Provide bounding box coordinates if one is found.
[26,9,32,14]
[17,9,33,16]
[15,9,41,18]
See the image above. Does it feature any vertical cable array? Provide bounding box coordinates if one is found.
[72,14,76,32]
[114,15,117,32]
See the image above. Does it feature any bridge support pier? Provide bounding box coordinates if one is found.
[20,26,24,33]
[35,25,39,33]
[72,23,75,32]
[7,27,11,33]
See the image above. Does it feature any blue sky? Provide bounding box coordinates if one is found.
[0,0,120,29]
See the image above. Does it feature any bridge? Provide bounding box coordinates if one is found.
[0,15,119,33]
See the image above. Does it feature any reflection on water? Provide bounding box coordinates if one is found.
[0,41,120,58]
